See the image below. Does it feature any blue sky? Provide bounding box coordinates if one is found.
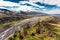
[0,0,60,14]
[4,0,22,3]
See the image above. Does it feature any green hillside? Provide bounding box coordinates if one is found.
[7,17,60,40]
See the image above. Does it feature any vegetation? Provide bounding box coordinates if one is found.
[7,19,60,40]
[0,14,32,29]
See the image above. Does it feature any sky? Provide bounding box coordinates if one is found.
[0,0,60,14]
[4,0,21,3]
[3,0,60,6]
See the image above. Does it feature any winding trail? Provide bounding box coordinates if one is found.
[0,16,55,40]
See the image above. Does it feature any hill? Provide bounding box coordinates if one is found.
[20,11,49,17]
[7,16,60,40]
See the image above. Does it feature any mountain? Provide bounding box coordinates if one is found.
[0,8,15,15]
[0,13,10,18]
[51,14,60,18]
[20,11,49,16]
[0,8,20,18]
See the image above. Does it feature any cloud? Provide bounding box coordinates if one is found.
[0,1,21,11]
[44,0,60,6]
[43,8,60,14]
[19,1,45,9]
[29,0,60,7]
[0,1,20,6]
[0,0,60,14]
[17,6,34,11]
[29,0,40,3]
[0,1,42,12]
[0,0,3,1]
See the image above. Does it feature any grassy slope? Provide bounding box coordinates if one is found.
[0,14,31,29]
[0,19,22,29]
[7,20,60,40]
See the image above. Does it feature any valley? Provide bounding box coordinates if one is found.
[0,0,60,40]
[0,9,60,40]
[6,16,60,40]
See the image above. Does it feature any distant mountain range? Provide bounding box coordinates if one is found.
[0,8,49,16]
[50,14,60,19]
[51,14,60,17]
[0,8,15,15]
